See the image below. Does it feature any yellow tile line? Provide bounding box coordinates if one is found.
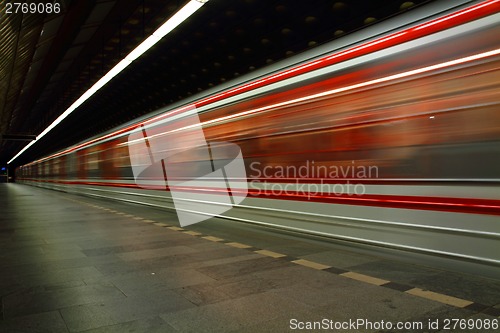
[184,231,202,236]
[406,288,473,308]
[226,242,252,249]
[292,259,331,270]
[71,203,479,311]
[255,249,286,258]
[202,236,224,242]
[168,226,185,231]
[341,271,390,286]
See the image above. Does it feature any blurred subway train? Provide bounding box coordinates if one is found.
[17,0,500,267]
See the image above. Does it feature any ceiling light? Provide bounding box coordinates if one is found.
[8,0,208,165]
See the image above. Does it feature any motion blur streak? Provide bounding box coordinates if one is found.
[194,0,500,108]
[169,47,500,136]
[16,3,500,266]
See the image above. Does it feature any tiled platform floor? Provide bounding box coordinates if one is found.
[1,183,499,332]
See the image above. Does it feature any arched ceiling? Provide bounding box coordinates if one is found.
[0,0,431,167]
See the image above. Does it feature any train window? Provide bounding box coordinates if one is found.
[67,153,76,174]
[53,159,60,174]
[113,146,130,167]
[86,151,99,170]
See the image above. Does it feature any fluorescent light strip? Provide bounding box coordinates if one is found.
[8,0,207,165]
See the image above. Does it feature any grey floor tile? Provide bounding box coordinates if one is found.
[60,290,195,332]
[348,259,442,285]
[0,311,69,333]
[80,315,177,333]
[227,315,315,333]
[411,271,500,306]
[93,260,144,276]
[160,291,315,332]
[108,267,216,296]
[14,266,105,289]
[300,249,380,269]
[253,264,344,290]
[116,245,199,261]
[134,249,261,272]
[3,282,126,319]
[259,242,330,258]
[174,247,257,268]
[0,262,45,277]
[181,253,265,271]
[43,280,87,292]
[174,272,285,306]
[40,254,120,272]
[174,283,234,306]
[209,274,282,299]
[80,239,184,257]
[196,257,293,280]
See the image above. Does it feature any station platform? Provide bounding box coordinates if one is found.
[1,183,499,332]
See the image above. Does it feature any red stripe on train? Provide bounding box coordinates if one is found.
[20,178,500,216]
[247,190,500,216]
